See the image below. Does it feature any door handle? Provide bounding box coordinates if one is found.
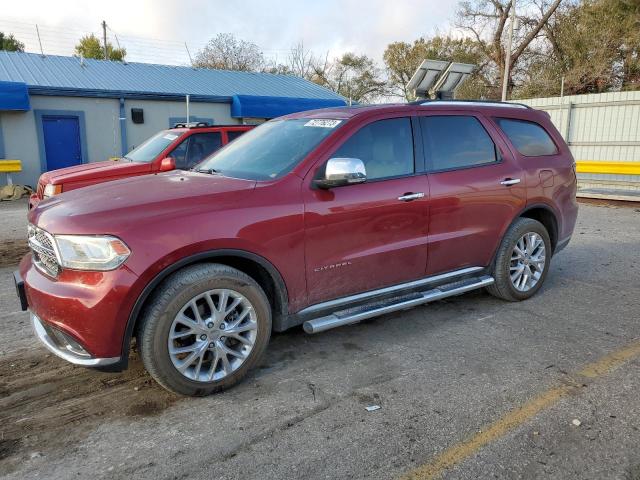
[397,192,425,202]
[500,178,521,186]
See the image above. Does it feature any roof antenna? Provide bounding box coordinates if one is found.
[35,24,45,57]
[185,42,194,67]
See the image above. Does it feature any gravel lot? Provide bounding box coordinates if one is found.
[0,201,639,480]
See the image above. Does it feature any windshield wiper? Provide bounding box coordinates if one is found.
[194,167,220,175]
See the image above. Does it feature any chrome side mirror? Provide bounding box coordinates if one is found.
[314,157,367,189]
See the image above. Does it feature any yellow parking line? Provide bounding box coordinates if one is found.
[400,339,640,480]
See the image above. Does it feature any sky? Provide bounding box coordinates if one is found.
[2,0,460,66]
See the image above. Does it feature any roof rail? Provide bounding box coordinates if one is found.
[172,122,211,128]
[412,99,531,109]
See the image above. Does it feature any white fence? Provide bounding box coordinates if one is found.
[518,91,640,195]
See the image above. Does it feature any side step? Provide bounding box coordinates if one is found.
[303,275,494,334]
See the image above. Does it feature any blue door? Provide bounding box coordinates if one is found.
[42,116,82,171]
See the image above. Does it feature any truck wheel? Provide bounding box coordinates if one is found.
[486,218,551,302]
[138,263,271,396]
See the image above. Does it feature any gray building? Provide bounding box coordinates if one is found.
[0,51,346,186]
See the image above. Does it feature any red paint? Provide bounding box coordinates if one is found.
[21,103,578,362]
[29,125,253,209]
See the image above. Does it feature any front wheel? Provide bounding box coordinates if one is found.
[486,218,551,302]
[138,263,271,396]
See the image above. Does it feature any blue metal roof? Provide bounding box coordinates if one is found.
[0,51,345,103]
[231,95,345,118]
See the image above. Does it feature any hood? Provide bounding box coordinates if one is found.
[40,160,151,185]
[30,170,257,236]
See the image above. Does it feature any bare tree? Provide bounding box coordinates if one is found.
[194,33,265,71]
[456,0,562,96]
[314,53,388,103]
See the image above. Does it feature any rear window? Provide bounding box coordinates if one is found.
[496,118,558,156]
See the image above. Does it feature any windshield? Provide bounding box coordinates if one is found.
[125,130,180,162]
[196,119,342,180]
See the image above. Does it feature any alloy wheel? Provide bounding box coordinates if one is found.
[509,232,546,292]
[168,289,258,382]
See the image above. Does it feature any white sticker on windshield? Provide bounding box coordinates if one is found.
[304,119,342,128]
[163,134,179,140]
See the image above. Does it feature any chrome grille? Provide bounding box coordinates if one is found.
[28,225,60,277]
[37,181,45,199]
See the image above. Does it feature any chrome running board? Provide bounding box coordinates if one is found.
[303,275,494,334]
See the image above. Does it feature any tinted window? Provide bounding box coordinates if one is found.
[496,118,558,156]
[227,130,246,142]
[333,118,414,180]
[169,138,189,169]
[197,119,339,180]
[420,116,496,171]
[185,133,222,168]
[125,130,179,162]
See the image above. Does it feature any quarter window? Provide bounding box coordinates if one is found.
[333,118,414,181]
[420,116,497,171]
[496,118,558,156]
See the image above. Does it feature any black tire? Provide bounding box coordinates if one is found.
[138,263,271,396]
[486,217,551,302]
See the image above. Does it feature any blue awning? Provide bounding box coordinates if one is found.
[0,81,30,111]
[231,95,346,119]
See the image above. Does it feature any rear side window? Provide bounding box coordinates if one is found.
[333,117,414,180]
[227,130,246,142]
[496,118,558,156]
[420,116,497,171]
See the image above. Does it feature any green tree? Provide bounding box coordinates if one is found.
[383,36,489,100]
[520,0,640,97]
[74,34,126,61]
[0,32,25,52]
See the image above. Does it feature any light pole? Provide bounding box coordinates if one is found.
[501,0,516,101]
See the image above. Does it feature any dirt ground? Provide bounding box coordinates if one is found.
[1,200,639,480]
[0,240,28,268]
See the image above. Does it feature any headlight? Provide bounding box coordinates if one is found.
[54,235,131,271]
[43,184,62,198]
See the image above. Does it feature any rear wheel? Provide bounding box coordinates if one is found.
[138,263,271,396]
[487,218,551,302]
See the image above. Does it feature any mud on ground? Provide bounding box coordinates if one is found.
[0,349,178,475]
[0,240,28,268]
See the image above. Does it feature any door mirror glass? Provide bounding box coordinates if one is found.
[314,157,367,189]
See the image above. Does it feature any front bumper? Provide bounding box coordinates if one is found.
[32,313,120,366]
[18,253,141,361]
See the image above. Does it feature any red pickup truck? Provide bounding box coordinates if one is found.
[29,123,253,209]
[17,101,577,396]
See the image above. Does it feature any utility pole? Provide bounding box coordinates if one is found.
[102,20,108,60]
[501,0,516,101]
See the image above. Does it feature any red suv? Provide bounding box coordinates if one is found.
[29,123,253,209]
[15,101,578,395]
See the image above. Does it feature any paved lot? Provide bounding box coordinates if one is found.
[0,202,639,480]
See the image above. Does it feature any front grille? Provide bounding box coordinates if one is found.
[36,182,45,199]
[28,225,60,277]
